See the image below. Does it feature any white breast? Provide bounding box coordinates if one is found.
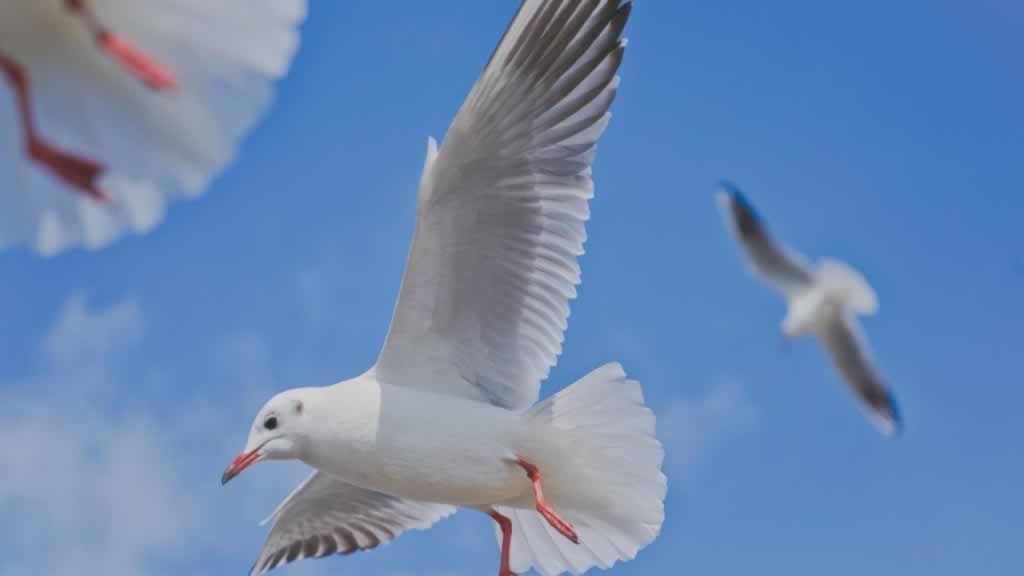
[782,288,838,337]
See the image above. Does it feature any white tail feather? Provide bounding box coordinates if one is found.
[815,259,878,315]
[0,0,306,254]
[495,363,666,575]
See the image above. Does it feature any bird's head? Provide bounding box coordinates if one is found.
[222,388,316,485]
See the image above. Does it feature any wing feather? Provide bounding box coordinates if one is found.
[375,0,632,410]
[819,315,901,434]
[250,471,454,576]
[717,182,814,299]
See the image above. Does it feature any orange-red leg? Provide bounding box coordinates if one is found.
[488,509,516,576]
[64,0,177,91]
[516,458,579,544]
[0,54,108,201]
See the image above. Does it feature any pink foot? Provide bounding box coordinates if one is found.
[1,54,109,202]
[28,140,109,202]
[488,509,516,576]
[65,0,177,91]
[96,32,177,91]
[516,459,579,544]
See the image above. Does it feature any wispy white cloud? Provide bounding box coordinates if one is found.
[0,297,311,576]
[39,295,144,395]
[0,296,200,576]
[657,379,756,476]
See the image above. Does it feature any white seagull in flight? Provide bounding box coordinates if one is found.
[718,182,902,435]
[222,2,666,575]
[0,0,306,255]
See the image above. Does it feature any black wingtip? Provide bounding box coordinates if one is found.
[718,179,742,196]
[619,1,634,19]
[717,181,764,239]
[866,384,904,437]
[883,390,904,437]
[718,180,755,214]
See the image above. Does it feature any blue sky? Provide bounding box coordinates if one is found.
[2,1,1022,575]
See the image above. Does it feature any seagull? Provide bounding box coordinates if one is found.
[0,0,306,255]
[717,182,902,435]
[221,2,666,575]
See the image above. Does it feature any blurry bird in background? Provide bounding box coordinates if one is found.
[718,182,902,436]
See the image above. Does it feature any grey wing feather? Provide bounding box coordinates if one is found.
[375,0,633,410]
[718,184,813,297]
[818,315,902,435]
[250,472,455,575]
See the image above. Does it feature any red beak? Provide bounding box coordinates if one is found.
[221,449,261,485]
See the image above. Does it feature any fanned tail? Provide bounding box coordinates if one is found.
[494,363,666,575]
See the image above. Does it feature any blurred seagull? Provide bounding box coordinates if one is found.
[221,2,666,576]
[0,0,306,255]
[717,182,902,435]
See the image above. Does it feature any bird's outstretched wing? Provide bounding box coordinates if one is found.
[818,314,902,435]
[375,0,632,410]
[717,182,814,299]
[250,471,455,576]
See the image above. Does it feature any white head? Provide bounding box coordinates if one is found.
[221,388,319,485]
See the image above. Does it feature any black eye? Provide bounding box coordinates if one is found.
[264,416,278,431]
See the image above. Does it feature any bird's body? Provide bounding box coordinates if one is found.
[234,364,663,576]
[782,285,835,337]
[300,375,534,508]
[718,182,902,435]
[297,372,657,520]
[0,0,305,254]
